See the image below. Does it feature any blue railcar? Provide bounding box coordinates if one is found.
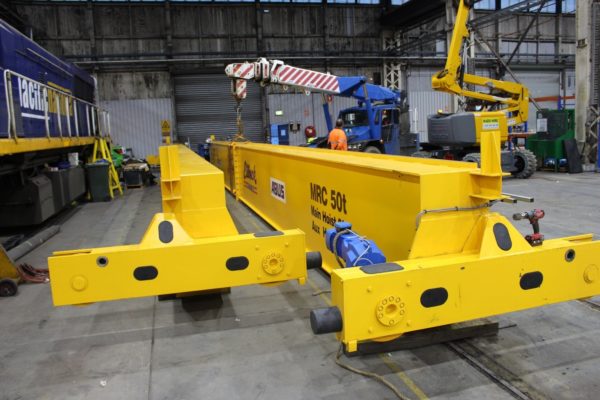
[0,18,97,140]
[0,19,103,228]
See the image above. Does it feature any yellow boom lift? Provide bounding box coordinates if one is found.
[423,0,537,179]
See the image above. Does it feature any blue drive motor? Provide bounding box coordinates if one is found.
[325,221,386,267]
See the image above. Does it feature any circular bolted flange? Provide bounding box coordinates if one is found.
[375,295,405,327]
[262,252,285,275]
[584,264,599,284]
[71,275,88,291]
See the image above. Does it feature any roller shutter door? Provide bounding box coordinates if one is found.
[406,67,453,141]
[514,71,560,127]
[174,74,264,148]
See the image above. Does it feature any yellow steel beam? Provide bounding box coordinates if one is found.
[0,137,96,156]
[49,214,307,305]
[48,145,309,306]
[210,133,507,275]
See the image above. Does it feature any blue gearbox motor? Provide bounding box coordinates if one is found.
[325,221,386,267]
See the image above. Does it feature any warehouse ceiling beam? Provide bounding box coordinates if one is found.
[387,0,562,56]
[165,0,173,59]
[86,0,96,63]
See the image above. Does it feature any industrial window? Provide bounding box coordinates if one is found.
[328,0,381,3]
[539,42,555,55]
[500,41,516,54]
[562,0,575,13]
[43,0,375,2]
[501,0,522,7]
[391,0,410,5]
[475,0,495,10]
[501,0,557,12]
[45,0,328,2]
[536,2,557,13]
[435,39,446,57]
[500,0,557,13]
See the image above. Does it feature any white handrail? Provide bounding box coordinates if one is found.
[85,105,90,137]
[91,106,96,136]
[64,96,71,137]
[73,99,79,137]
[2,69,109,140]
[55,91,62,137]
[43,87,50,138]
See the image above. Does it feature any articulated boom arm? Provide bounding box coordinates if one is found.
[226,58,403,134]
[225,58,400,104]
[431,0,529,126]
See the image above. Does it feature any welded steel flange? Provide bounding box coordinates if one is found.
[375,295,405,327]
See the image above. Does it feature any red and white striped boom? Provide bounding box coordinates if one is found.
[225,58,342,100]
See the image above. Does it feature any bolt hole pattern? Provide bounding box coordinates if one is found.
[376,295,404,327]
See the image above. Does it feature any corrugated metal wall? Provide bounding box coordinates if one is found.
[514,71,560,127]
[174,74,264,148]
[406,67,569,141]
[406,67,452,142]
[267,92,356,146]
[100,98,172,158]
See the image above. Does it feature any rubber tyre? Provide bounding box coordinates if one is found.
[462,153,481,167]
[511,148,537,179]
[0,279,18,297]
[364,146,382,154]
[411,151,432,158]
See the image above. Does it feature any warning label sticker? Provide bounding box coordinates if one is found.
[270,177,286,203]
[482,118,500,130]
[161,119,171,135]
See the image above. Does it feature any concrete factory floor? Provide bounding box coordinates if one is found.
[1,172,600,400]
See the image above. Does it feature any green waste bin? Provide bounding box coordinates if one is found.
[86,163,111,202]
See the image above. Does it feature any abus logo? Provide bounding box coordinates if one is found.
[244,162,256,183]
[270,177,286,203]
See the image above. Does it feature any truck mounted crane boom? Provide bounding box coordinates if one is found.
[225,58,413,155]
[226,58,399,103]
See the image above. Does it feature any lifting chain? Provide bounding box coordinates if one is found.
[234,100,246,141]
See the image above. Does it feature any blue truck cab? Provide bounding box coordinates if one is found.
[305,82,414,155]
[338,103,407,154]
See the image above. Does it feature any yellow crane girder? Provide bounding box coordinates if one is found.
[210,132,600,352]
[47,132,600,353]
[48,145,309,306]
